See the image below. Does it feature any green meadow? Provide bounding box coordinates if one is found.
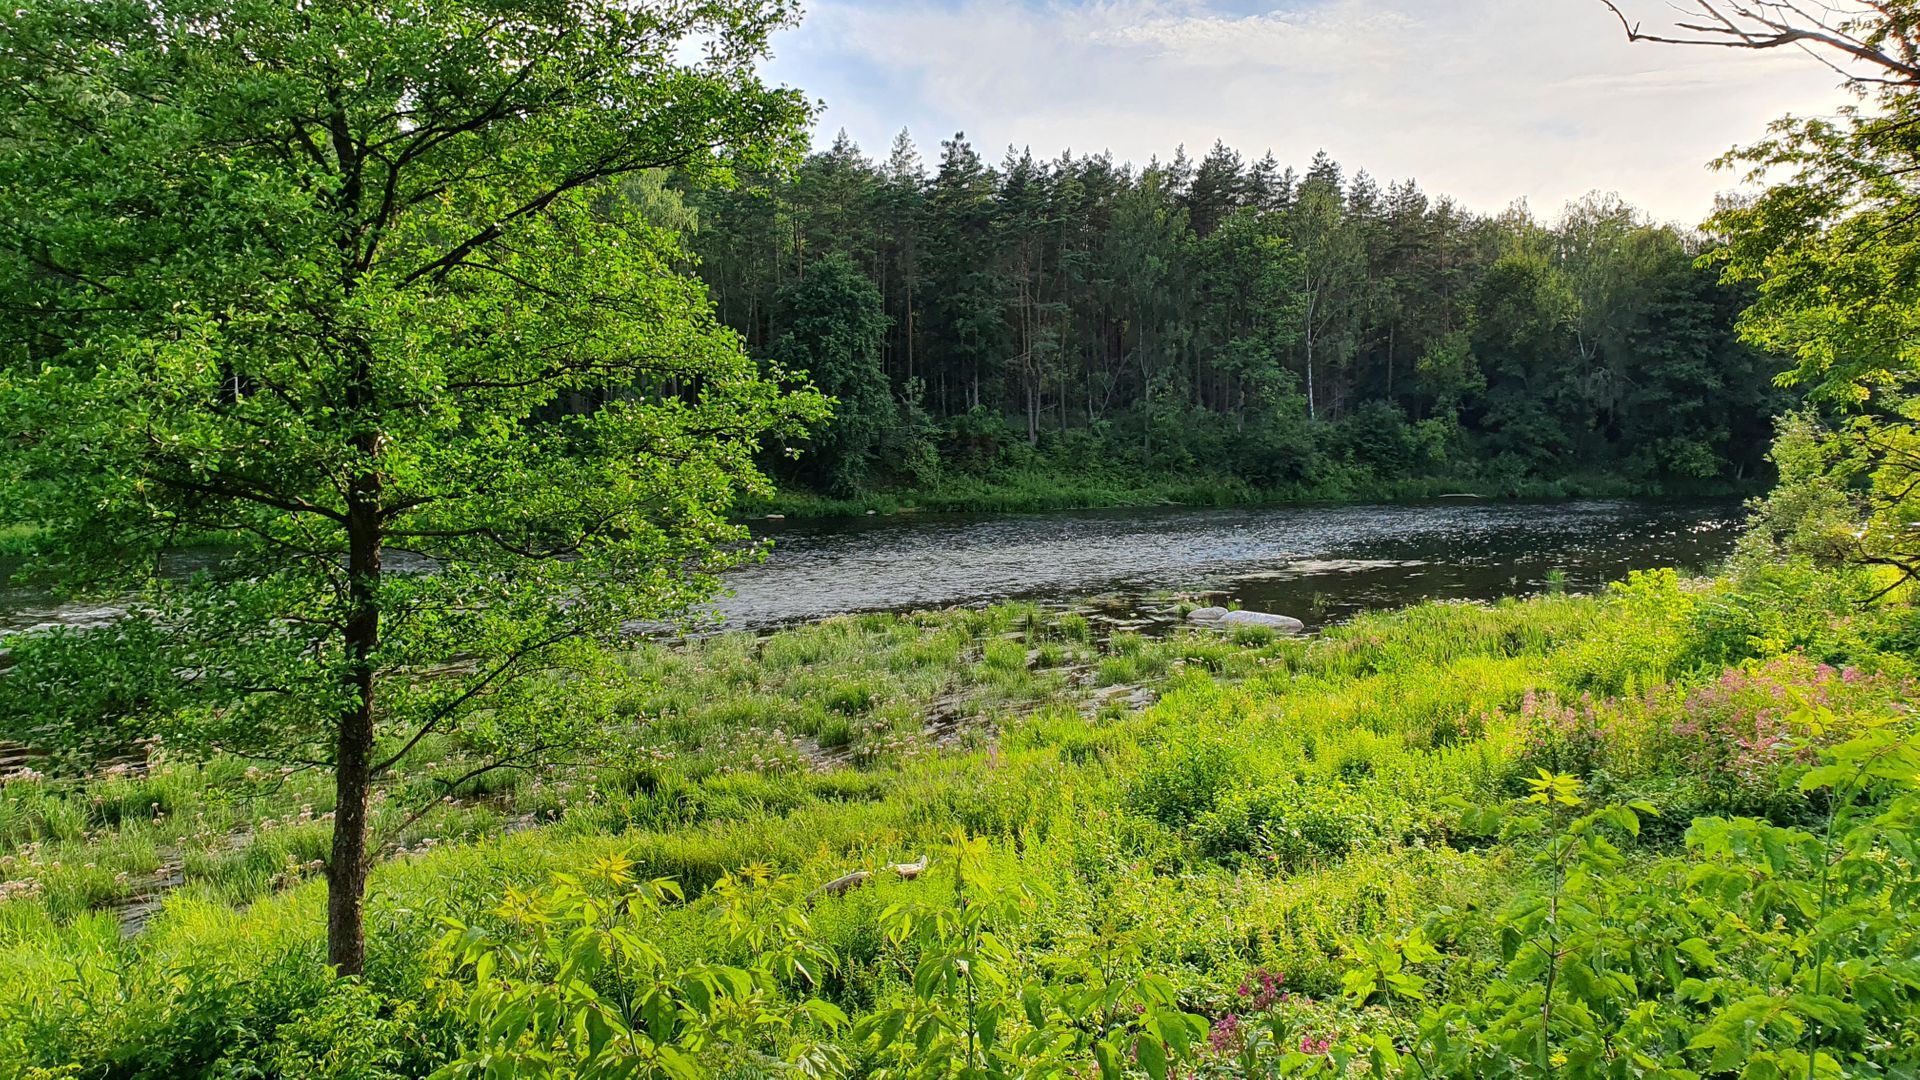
[1,563,1914,1077]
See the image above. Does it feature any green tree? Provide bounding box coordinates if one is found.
[770,254,893,494]
[789,130,881,280]
[1104,164,1193,461]
[1611,1,1920,586]
[0,0,820,974]
[999,147,1065,446]
[1197,208,1306,422]
[879,129,928,388]
[1286,169,1366,421]
[1721,96,1920,588]
[1184,140,1248,239]
[681,118,1782,498]
[1469,252,1579,467]
[923,134,1006,416]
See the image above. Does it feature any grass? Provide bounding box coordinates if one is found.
[0,603,1112,922]
[735,468,1756,520]
[0,569,1910,1074]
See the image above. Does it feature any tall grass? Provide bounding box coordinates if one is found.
[0,571,1906,1074]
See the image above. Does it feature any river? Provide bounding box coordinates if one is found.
[2,498,1746,637]
[721,497,1744,628]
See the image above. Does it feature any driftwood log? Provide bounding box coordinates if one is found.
[807,855,929,901]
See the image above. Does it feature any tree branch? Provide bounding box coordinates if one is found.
[370,627,590,775]
[1597,1,1920,84]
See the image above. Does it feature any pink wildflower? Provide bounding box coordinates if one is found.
[1208,1013,1240,1055]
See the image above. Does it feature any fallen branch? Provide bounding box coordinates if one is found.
[806,855,929,902]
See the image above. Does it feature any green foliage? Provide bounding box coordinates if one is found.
[771,253,898,495]
[1128,736,1239,827]
[1707,25,1920,601]
[1193,782,1415,874]
[1391,715,1920,1077]
[855,832,1213,1080]
[430,856,844,1078]
[696,136,1780,511]
[1,578,1916,1075]
[0,0,824,969]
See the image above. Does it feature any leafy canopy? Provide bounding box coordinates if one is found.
[1704,6,1920,595]
[0,0,827,968]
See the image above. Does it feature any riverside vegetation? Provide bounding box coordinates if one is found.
[8,0,1920,1076]
[0,556,1918,1077]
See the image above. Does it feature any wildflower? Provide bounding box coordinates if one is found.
[1249,968,1286,1010]
[1208,1013,1240,1055]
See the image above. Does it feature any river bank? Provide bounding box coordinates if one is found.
[736,469,1764,520]
[1,565,1910,1074]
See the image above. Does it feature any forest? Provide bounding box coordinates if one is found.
[681,136,1784,503]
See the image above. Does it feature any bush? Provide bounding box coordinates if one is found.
[1127,736,1239,827]
[7,579,1918,1077]
[1375,720,1920,1078]
[1193,782,1409,872]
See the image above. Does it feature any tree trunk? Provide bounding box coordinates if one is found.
[330,437,382,976]
[1385,324,1395,401]
[328,662,374,974]
[1304,319,1317,422]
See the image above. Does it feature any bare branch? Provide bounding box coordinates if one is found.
[1597,0,1920,84]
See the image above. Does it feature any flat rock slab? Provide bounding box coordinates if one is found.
[1187,607,1304,634]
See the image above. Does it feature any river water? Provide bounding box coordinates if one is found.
[718,497,1745,629]
[2,498,1746,637]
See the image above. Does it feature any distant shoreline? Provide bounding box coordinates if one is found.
[737,471,1762,521]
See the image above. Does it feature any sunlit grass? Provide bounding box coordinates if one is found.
[4,577,1907,1074]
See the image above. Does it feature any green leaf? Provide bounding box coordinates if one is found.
[1135,1035,1168,1080]
[801,998,849,1031]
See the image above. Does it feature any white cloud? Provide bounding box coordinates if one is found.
[763,0,1852,224]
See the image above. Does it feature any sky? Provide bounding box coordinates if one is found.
[758,0,1855,226]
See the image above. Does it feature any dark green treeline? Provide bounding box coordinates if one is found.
[681,131,1785,500]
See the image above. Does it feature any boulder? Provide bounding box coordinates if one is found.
[1189,606,1303,634]
[1221,610,1304,633]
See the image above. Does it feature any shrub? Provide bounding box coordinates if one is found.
[1128,737,1239,827]
[1193,782,1415,873]
[1366,718,1920,1078]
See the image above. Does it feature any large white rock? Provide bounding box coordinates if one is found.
[1220,610,1304,633]
[1187,606,1303,634]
